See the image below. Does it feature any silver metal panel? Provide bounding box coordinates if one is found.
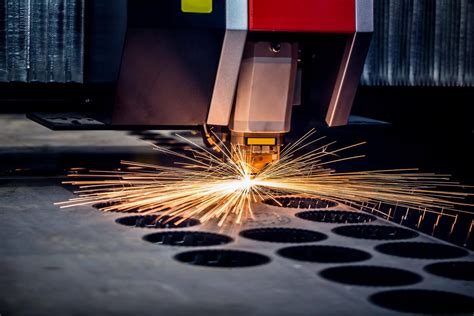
[356,0,373,32]
[207,30,247,126]
[226,0,248,30]
[231,42,298,133]
[326,33,372,127]
[293,69,302,106]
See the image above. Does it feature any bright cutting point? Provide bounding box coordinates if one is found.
[57,130,473,227]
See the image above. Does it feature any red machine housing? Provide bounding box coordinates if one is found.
[249,0,356,33]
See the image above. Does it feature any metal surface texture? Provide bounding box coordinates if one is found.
[356,0,374,32]
[1,115,473,316]
[207,30,247,127]
[326,33,372,127]
[0,0,85,83]
[225,0,248,31]
[1,184,473,315]
[361,0,474,87]
[207,0,248,126]
[231,42,298,133]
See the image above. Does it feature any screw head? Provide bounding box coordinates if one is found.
[270,42,281,53]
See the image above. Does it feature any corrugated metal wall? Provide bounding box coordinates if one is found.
[0,0,84,83]
[0,0,473,86]
[361,0,474,86]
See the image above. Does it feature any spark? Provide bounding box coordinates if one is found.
[56,130,473,226]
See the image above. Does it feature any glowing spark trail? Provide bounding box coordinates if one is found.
[57,130,473,226]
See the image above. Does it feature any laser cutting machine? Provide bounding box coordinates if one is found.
[30,0,373,172]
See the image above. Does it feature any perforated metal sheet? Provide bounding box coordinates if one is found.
[0,121,473,315]
[1,181,473,315]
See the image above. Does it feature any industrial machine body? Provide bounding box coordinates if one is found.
[31,0,374,171]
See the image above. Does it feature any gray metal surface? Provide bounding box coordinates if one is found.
[326,33,372,127]
[231,42,297,133]
[225,0,248,31]
[0,115,473,316]
[207,30,247,127]
[1,184,473,316]
[356,0,374,32]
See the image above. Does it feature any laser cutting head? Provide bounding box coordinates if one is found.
[231,133,283,173]
[226,40,297,172]
[109,0,373,171]
[208,1,372,173]
[205,1,373,172]
[28,1,373,152]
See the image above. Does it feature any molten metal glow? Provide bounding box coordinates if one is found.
[57,130,472,226]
